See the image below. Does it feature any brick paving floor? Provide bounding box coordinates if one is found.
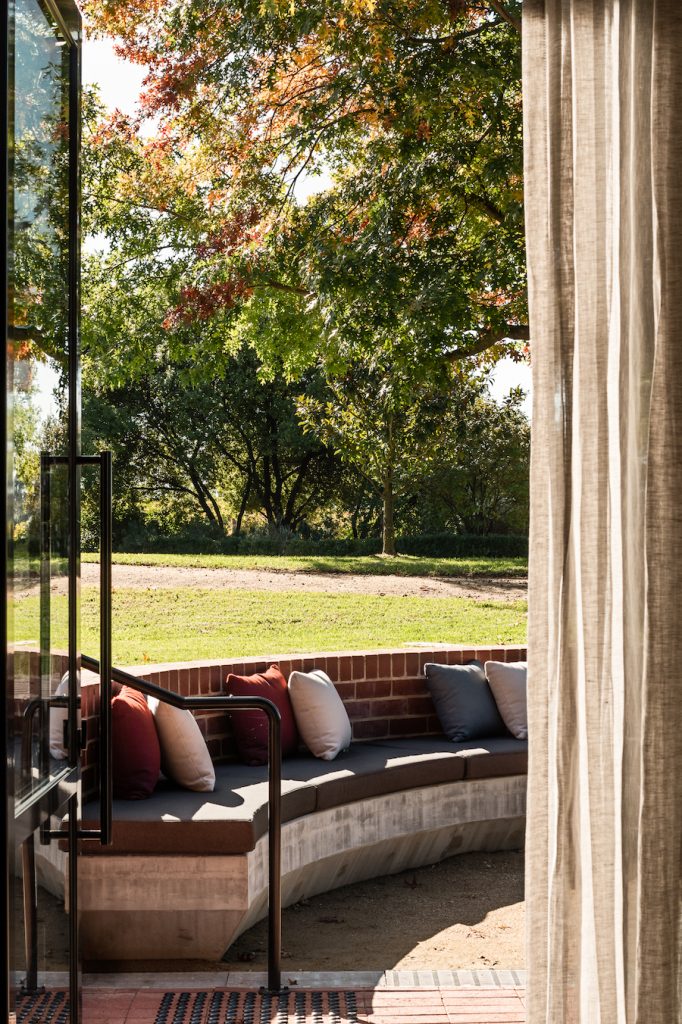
[15,975,527,1024]
[73,986,527,1024]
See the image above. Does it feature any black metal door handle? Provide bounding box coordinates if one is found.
[77,452,113,845]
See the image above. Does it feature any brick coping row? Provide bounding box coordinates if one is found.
[119,643,527,685]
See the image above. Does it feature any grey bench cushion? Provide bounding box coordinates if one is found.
[81,768,316,856]
[452,736,528,779]
[377,736,528,780]
[283,740,466,810]
[81,737,526,856]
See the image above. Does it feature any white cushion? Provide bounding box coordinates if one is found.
[49,673,70,760]
[149,698,215,792]
[484,661,528,740]
[288,670,352,760]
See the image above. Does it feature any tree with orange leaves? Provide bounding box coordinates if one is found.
[84,0,525,367]
[82,1,527,552]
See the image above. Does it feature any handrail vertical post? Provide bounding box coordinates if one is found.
[99,451,113,845]
[76,453,113,845]
[266,705,282,994]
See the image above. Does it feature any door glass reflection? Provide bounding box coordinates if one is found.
[10,811,72,1022]
[8,0,72,802]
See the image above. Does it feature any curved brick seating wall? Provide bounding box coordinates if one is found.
[74,644,527,960]
[80,644,527,798]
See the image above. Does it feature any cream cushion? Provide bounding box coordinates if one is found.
[288,670,352,760]
[49,673,70,760]
[149,698,215,792]
[484,661,528,740]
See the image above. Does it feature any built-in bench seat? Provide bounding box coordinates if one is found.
[81,737,527,857]
[72,645,528,960]
[78,735,527,960]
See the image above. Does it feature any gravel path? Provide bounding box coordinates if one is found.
[78,562,527,602]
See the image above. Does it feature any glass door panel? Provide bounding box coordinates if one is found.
[4,0,82,1020]
[8,0,74,805]
[10,797,77,1022]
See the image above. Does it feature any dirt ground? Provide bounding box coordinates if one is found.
[78,563,527,603]
[225,849,525,972]
[88,849,524,974]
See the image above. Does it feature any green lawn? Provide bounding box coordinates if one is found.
[13,587,527,665]
[81,551,528,578]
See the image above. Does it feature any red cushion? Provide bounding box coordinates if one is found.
[111,686,161,799]
[225,665,298,765]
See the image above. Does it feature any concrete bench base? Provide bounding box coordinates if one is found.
[79,774,526,961]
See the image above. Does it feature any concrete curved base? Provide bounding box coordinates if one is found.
[79,775,527,961]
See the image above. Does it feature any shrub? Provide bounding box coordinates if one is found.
[397,533,528,558]
[112,529,527,558]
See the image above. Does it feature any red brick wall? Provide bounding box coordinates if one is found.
[80,645,526,795]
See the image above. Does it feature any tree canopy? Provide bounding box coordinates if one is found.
[83,0,526,377]
[80,0,529,551]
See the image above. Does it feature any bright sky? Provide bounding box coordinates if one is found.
[82,34,532,415]
[488,356,531,414]
[82,37,147,115]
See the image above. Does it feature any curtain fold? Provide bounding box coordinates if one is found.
[523,2,682,1021]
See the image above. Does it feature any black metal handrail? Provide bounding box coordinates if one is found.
[44,451,114,838]
[81,653,284,994]
[79,452,113,844]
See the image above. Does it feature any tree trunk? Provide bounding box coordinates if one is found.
[382,470,396,556]
[382,415,397,556]
[234,476,251,535]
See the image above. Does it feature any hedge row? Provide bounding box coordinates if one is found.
[116,530,528,559]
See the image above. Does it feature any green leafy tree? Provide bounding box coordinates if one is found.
[82,1,527,372]
[297,352,484,554]
[202,352,342,535]
[83,375,227,537]
[82,341,344,540]
[79,2,529,551]
[422,387,530,534]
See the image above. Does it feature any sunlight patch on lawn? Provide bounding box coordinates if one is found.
[81,551,528,579]
[13,587,527,665]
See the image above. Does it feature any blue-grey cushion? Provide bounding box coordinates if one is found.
[424,661,506,742]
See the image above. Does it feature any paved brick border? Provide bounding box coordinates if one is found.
[77,984,527,1023]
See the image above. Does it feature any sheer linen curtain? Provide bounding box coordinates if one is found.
[523,2,682,1021]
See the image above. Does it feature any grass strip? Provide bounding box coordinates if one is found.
[13,587,527,665]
